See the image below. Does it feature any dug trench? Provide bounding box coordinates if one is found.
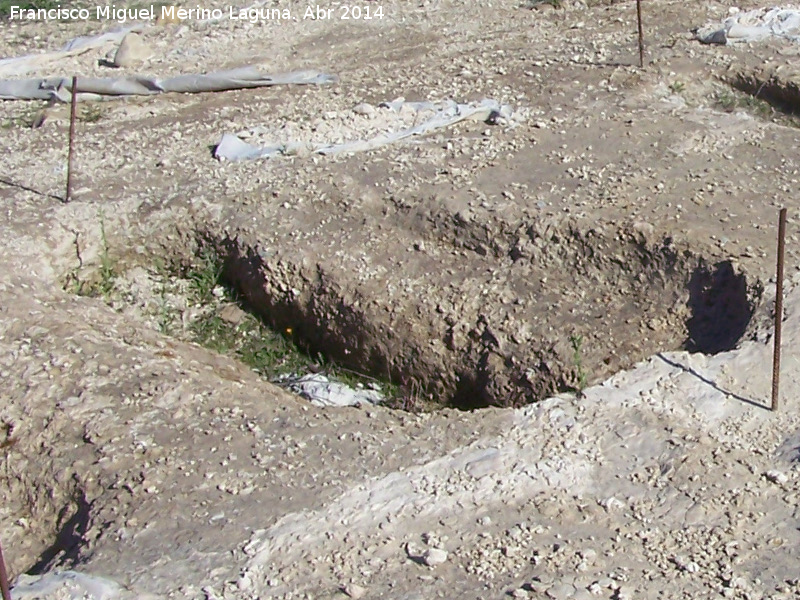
[205,217,764,410]
[724,65,800,126]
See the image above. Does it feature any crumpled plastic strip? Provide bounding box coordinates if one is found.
[0,26,141,78]
[696,6,800,45]
[285,373,384,407]
[214,99,511,161]
[0,67,337,101]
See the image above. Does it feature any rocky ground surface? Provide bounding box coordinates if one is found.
[2,0,800,598]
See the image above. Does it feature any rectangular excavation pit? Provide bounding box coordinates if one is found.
[210,223,764,410]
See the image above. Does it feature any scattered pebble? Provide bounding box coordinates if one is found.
[422,548,449,567]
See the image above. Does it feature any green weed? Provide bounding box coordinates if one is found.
[523,0,562,8]
[189,308,314,379]
[187,245,224,305]
[67,236,404,408]
[94,217,116,298]
[569,334,588,394]
[156,284,178,335]
[1,104,41,129]
[72,215,117,299]
[669,81,685,94]
[182,246,315,377]
[80,104,103,123]
[715,87,800,128]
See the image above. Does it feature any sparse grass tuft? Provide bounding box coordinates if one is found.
[80,104,104,123]
[523,0,562,8]
[669,80,685,94]
[181,246,403,398]
[1,103,101,129]
[182,246,320,379]
[156,283,178,335]
[95,218,117,298]
[70,214,118,299]
[66,237,405,408]
[716,89,772,118]
[569,334,588,394]
[187,245,224,304]
[715,86,800,128]
[1,104,41,129]
[380,378,423,412]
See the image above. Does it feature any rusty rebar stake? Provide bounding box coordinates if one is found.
[66,75,78,203]
[636,0,645,68]
[772,208,787,412]
[0,540,11,600]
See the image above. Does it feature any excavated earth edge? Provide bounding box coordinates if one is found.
[212,220,763,408]
[728,64,800,115]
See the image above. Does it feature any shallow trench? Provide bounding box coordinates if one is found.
[727,68,800,119]
[206,222,763,409]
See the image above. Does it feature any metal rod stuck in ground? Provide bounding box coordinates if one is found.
[772,207,787,412]
[636,0,645,68]
[0,540,11,600]
[66,75,78,203]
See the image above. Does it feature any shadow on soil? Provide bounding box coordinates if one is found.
[27,489,92,575]
[657,353,766,410]
[685,261,755,355]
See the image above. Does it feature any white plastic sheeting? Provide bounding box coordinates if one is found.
[0,27,140,77]
[696,6,800,44]
[0,26,336,101]
[285,373,384,407]
[0,67,336,102]
[214,99,511,161]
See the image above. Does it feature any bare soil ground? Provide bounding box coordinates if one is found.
[3,1,800,598]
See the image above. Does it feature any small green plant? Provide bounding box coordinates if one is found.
[569,334,588,394]
[237,322,312,378]
[716,89,771,117]
[67,235,406,408]
[72,214,117,299]
[80,104,103,123]
[65,271,82,295]
[1,104,41,129]
[714,86,800,128]
[380,376,423,412]
[155,283,178,335]
[739,95,774,120]
[669,80,685,94]
[94,216,116,298]
[190,312,237,354]
[189,308,315,379]
[716,89,738,112]
[187,245,224,304]
[523,0,562,8]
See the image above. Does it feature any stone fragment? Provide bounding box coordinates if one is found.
[217,303,248,325]
[342,583,367,599]
[352,103,376,116]
[766,470,789,485]
[113,33,154,68]
[422,548,448,567]
[547,583,576,599]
